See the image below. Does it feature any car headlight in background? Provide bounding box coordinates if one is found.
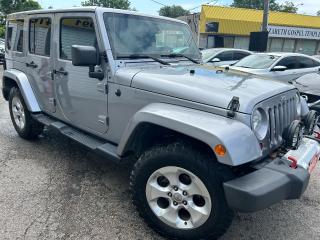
[295,93,301,116]
[252,108,268,140]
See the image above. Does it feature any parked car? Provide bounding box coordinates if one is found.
[228,52,320,82]
[201,48,251,66]
[292,72,320,112]
[0,41,5,64]
[3,7,320,240]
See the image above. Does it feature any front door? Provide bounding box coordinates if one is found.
[25,14,56,113]
[53,13,108,134]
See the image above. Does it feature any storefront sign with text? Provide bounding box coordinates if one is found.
[268,25,320,40]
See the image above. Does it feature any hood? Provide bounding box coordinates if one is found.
[293,73,320,96]
[115,65,295,114]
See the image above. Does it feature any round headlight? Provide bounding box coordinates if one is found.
[295,93,301,116]
[252,108,268,140]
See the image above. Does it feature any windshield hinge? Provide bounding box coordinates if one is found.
[227,96,240,118]
[100,51,108,62]
[105,84,109,94]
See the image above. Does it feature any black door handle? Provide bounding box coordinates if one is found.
[26,61,38,68]
[53,68,68,76]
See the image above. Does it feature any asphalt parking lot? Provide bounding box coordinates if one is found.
[0,66,320,240]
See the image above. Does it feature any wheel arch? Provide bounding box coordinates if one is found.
[117,103,262,166]
[3,69,41,112]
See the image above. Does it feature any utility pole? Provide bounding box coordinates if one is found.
[262,0,269,32]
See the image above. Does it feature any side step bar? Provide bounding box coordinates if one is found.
[32,114,121,163]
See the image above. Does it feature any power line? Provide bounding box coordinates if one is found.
[150,0,167,7]
[188,0,218,12]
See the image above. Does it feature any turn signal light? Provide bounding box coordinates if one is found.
[214,144,226,157]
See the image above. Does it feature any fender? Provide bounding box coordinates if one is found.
[118,103,262,166]
[3,69,41,112]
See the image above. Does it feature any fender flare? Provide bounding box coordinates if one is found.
[3,69,41,112]
[118,103,262,166]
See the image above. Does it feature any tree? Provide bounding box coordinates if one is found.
[278,1,298,13]
[81,0,131,9]
[0,0,41,15]
[317,10,320,16]
[159,5,190,18]
[231,0,280,11]
[231,0,298,13]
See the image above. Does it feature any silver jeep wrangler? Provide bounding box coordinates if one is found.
[2,7,320,240]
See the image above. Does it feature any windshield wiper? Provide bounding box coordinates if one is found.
[118,54,170,65]
[161,53,200,64]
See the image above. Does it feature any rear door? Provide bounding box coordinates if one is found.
[25,14,55,113]
[53,12,108,135]
[294,56,320,79]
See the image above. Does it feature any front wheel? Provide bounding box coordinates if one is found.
[9,87,43,139]
[130,141,235,240]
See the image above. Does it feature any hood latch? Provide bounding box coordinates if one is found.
[227,96,240,118]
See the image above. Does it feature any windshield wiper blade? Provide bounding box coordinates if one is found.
[118,54,170,65]
[161,53,200,64]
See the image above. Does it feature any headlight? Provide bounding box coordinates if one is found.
[295,93,301,116]
[252,108,268,140]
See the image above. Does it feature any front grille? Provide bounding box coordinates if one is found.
[268,96,296,146]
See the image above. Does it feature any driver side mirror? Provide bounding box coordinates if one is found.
[272,65,287,72]
[210,58,220,63]
[71,45,104,80]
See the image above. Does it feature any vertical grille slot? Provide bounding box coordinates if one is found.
[268,97,296,148]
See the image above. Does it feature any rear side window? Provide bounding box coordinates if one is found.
[60,17,97,60]
[6,19,24,52]
[297,56,316,68]
[29,18,52,56]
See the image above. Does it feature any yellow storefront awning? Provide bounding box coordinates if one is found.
[200,5,320,36]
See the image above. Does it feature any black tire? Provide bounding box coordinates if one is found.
[9,87,43,139]
[130,141,235,240]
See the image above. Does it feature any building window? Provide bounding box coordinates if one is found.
[206,22,219,32]
[60,18,96,60]
[282,39,295,52]
[295,40,317,55]
[269,38,284,52]
[29,18,52,56]
[234,36,249,50]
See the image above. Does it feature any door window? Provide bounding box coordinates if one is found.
[233,51,250,61]
[7,19,24,52]
[29,18,52,56]
[276,57,297,69]
[60,17,96,60]
[216,51,233,61]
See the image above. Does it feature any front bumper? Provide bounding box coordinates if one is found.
[223,137,320,212]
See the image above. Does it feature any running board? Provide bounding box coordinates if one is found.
[32,114,121,163]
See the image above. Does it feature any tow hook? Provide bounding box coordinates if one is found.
[287,156,298,169]
[314,130,320,140]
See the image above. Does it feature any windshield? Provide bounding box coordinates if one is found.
[201,49,221,61]
[234,54,280,69]
[103,12,200,60]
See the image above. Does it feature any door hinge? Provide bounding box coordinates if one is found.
[105,84,109,94]
[106,117,109,126]
[49,98,56,106]
[100,51,108,62]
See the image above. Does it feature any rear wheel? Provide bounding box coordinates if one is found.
[9,87,43,139]
[130,141,235,240]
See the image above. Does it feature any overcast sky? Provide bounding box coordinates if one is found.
[37,0,320,16]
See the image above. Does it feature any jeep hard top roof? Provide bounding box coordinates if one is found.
[7,7,187,25]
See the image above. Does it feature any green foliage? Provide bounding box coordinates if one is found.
[0,24,5,38]
[81,0,131,9]
[317,10,320,16]
[231,0,298,13]
[159,5,190,18]
[0,0,41,15]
